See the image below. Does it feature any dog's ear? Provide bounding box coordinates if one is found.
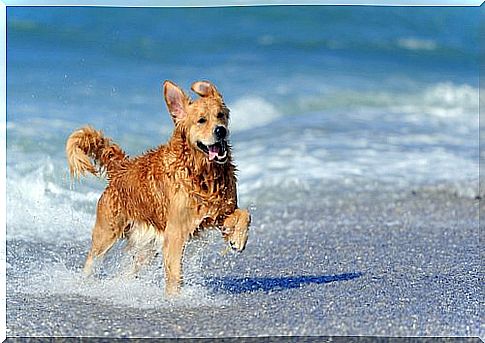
[163,80,188,122]
[191,80,222,99]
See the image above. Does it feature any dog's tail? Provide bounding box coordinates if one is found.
[66,126,127,179]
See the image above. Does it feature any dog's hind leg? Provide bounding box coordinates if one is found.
[83,194,125,276]
[127,248,158,278]
[83,222,120,276]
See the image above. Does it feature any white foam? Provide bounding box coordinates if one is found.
[16,262,224,309]
[294,81,477,121]
[386,82,478,127]
[7,158,98,242]
[8,231,229,309]
[230,96,280,131]
[397,37,437,51]
[235,141,478,200]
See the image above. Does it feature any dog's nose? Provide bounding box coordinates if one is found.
[214,126,227,140]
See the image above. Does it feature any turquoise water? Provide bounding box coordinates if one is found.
[7,5,480,231]
[7,6,479,210]
[7,5,479,238]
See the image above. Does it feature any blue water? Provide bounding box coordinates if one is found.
[7,6,479,237]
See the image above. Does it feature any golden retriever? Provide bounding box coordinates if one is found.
[66,80,250,295]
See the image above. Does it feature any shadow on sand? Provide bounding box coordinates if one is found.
[204,272,363,294]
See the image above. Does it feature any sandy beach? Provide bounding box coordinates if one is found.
[7,183,481,337]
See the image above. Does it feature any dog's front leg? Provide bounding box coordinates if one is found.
[223,208,251,252]
[162,222,187,296]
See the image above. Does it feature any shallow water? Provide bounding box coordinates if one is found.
[6,6,481,337]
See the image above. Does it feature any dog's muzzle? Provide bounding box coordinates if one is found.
[197,140,228,164]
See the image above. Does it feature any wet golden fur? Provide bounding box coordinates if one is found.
[66,80,250,295]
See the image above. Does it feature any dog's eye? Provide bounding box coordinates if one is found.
[198,117,207,124]
[217,112,225,119]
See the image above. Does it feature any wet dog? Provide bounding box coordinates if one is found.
[66,80,250,295]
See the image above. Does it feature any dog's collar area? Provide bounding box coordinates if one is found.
[196,140,228,164]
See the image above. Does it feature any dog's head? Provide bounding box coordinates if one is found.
[163,80,230,164]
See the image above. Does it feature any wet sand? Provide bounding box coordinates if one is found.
[6,184,482,337]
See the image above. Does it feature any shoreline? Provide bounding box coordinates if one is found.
[6,183,481,337]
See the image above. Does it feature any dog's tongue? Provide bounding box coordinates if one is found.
[208,145,220,160]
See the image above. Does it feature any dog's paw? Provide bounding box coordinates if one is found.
[223,209,250,253]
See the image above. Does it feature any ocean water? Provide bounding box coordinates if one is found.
[6,6,481,337]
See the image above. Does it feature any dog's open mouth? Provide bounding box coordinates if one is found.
[197,141,228,163]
